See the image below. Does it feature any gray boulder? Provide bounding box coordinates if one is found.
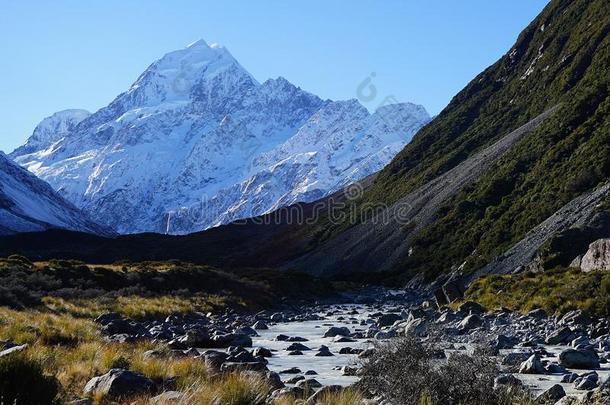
[0,344,28,358]
[306,385,343,404]
[457,301,485,315]
[575,374,598,390]
[559,310,592,326]
[252,347,273,358]
[269,387,305,401]
[559,349,600,369]
[561,373,579,383]
[377,313,402,327]
[253,321,268,330]
[83,369,154,399]
[323,327,350,338]
[296,378,322,390]
[315,345,333,357]
[545,327,575,345]
[581,239,610,271]
[458,314,483,333]
[527,308,548,320]
[169,328,210,349]
[536,384,565,403]
[220,362,268,373]
[519,354,545,374]
[286,343,311,351]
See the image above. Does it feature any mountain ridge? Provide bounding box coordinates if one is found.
[11,40,430,235]
[0,152,110,236]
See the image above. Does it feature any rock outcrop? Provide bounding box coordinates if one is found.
[581,239,610,272]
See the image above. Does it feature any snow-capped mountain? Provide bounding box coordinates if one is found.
[12,109,91,156]
[12,39,430,234]
[0,152,108,235]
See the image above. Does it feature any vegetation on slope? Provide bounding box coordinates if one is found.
[0,255,336,313]
[353,0,610,279]
[464,267,610,318]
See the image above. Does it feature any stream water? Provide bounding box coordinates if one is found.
[249,303,610,399]
[252,304,370,386]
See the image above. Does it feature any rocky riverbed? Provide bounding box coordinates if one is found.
[29,287,610,403]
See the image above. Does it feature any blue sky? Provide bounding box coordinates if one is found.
[0,0,549,152]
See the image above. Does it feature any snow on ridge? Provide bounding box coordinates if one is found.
[11,40,431,235]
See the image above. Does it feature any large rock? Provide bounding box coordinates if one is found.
[377,313,402,327]
[0,344,28,358]
[401,317,427,337]
[546,327,575,345]
[168,328,210,349]
[536,384,566,403]
[581,239,610,271]
[559,310,592,326]
[83,369,154,399]
[101,319,137,336]
[306,385,343,404]
[458,301,485,315]
[519,354,546,374]
[211,333,252,348]
[253,321,268,330]
[559,349,600,369]
[458,314,483,333]
[323,327,350,338]
[220,362,268,373]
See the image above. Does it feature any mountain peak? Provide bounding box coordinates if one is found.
[11,109,91,157]
[186,38,210,49]
[11,39,429,235]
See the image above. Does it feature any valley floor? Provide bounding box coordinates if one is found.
[2,257,610,404]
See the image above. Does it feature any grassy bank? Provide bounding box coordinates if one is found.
[464,267,610,317]
[0,256,361,403]
[0,306,362,403]
[0,255,337,314]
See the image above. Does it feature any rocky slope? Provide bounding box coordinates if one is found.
[11,40,429,234]
[0,152,108,236]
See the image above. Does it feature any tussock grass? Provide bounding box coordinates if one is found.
[42,294,230,319]
[0,303,371,404]
[464,267,610,317]
[0,257,348,403]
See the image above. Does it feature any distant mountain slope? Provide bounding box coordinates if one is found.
[11,40,429,235]
[0,152,109,236]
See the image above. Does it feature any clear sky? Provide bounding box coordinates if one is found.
[0,0,549,153]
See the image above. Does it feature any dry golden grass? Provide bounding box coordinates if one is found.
[42,294,231,320]
[0,303,216,402]
[0,298,365,404]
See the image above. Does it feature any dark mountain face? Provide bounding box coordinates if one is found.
[1,0,608,284]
